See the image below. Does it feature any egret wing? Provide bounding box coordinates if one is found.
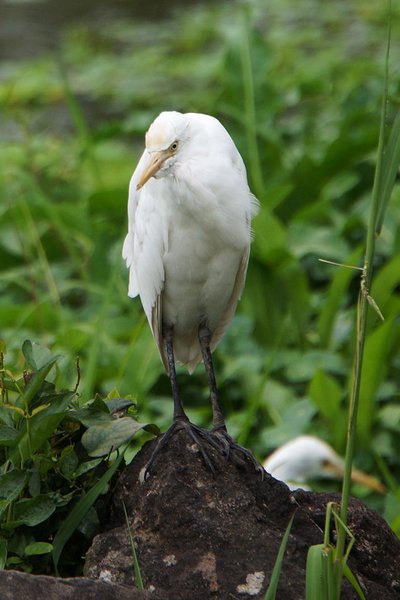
[211,251,249,350]
[122,148,149,297]
[122,151,167,369]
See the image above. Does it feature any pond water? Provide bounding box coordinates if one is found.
[1,0,217,60]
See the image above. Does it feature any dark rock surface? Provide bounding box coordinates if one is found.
[83,429,400,599]
[0,568,155,599]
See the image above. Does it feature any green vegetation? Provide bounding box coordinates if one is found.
[1,0,400,579]
[0,341,156,574]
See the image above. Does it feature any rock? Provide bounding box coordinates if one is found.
[84,429,400,599]
[0,569,155,599]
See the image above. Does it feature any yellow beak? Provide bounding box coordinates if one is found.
[136,150,170,190]
[325,460,385,494]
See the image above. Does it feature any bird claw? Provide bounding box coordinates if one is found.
[141,418,216,480]
[141,419,264,481]
[212,428,265,477]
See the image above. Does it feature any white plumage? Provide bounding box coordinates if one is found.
[123,111,258,373]
[264,435,384,493]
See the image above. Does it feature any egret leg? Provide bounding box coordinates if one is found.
[198,326,226,431]
[143,326,216,478]
[164,326,187,422]
[198,325,264,475]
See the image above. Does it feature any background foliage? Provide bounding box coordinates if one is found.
[1,0,400,570]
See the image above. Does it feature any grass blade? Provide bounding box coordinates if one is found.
[264,514,294,600]
[343,563,367,600]
[122,501,144,590]
[375,109,400,234]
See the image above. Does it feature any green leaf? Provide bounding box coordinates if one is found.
[10,391,75,465]
[0,470,28,503]
[264,514,294,599]
[22,340,37,371]
[305,544,326,600]
[106,397,136,414]
[288,223,350,261]
[309,370,342,422]
[375,109,400,234]
[369,256,400,318]
[59,447,79,479]
[8,495,56,527]
[82,417,159,457]
[318,247,363,348]
[24,542,53,557]
[52,450,125,574]
[74,457,103,477]
[253,208,287,262]
[68,396,111,427]
[358,318,399,440]
[18,355,59,410]
[10,414,63,466]
[0,425,19,446]
[343,563,366,600]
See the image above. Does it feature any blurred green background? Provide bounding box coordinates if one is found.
[1,0,399,531]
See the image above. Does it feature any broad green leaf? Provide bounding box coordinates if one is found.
[22,340,37,371]
[18,355,59,410]
[82,417,159,457]
[10,391,75,465]
[369,256,400,320]
[318,247,363,348]
[260,399,317,449]
[106,397,136,414]
[68,396,112,427]
[309,370,342,422]
[24,542,53,557]
[0,425,19,446]
[0,470,28,502]
[284,350,345,382]
[59,447,79,479]
[10,413,66,466]
[52,450,125,573]
[375,109,400,234]
[253,208,287,262]
[305,544,326,600]
[287,223,350,262]
[8,495,56,527]
[358,318,399,440]
[74,457,103,477]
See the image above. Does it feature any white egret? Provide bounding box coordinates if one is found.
[123,111,259,473]
[264,435,384,493]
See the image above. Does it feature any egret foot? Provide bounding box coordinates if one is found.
[212,427,265,475]
[142,418,218,480]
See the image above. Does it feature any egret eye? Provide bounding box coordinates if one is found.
[169,141,179,152]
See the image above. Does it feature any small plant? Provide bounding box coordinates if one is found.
[306,503,365,600]
[0,340,158,575]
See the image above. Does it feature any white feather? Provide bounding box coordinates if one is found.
[122,111,258,372]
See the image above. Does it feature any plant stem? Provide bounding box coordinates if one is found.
[336,10,391,565]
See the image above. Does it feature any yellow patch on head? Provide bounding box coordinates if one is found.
[145,111,184,152]
[145,125,167,150]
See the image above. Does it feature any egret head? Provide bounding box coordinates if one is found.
[137,111,188,190]
[264,435,384,493]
